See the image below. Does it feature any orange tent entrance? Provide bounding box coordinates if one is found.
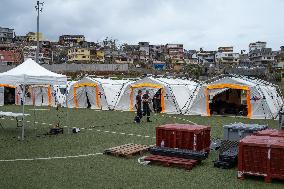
[0,84,16,105]
[205,84,251,118]
[73,82,100,109]
[129,83,165,113]
[31,85,53,106]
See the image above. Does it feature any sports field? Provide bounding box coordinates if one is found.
[0,105,283,189]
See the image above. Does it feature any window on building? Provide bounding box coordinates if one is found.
[82,56,86,58]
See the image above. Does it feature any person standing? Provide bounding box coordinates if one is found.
[153,90,161,113]
[135,90,143,123]
[142,90,152,122]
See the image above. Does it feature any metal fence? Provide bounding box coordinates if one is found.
[0,63,129,73]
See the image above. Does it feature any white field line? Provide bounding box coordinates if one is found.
[2,117,157,140]
[159,114,198,125]
[0,153,103,162]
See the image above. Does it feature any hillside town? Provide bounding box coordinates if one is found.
[2,0,284,188]
[1,26,284,81]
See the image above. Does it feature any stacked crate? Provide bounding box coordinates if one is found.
[238,135,284,182]
[223,123,267,141]
[214,123,267,169]
[156,124,211,152]
[255,129,284,138]
[279,111,284,129]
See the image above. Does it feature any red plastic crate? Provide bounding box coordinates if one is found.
[238,135,284,183]
[256,129,284,138]
[156,124,211,152]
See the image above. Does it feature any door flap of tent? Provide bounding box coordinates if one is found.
[48,85,52,106]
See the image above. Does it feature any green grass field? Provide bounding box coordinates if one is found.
[0,105,283,189]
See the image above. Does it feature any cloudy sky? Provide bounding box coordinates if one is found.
[1,0,283,51]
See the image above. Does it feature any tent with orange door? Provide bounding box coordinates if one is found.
[89,78,133,110]
[189,75,283,119]
[0,59,66,107]
[66,77,109,110]
[0,84,17,106]
[14,85,57,107]
[114,77,201,114]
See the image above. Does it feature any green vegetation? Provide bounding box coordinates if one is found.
[0,105,283,189]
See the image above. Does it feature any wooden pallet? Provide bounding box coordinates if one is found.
[144,155,199,170]
[104,143,151,158]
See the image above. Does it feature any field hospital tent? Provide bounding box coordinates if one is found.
[15,85,59,107]
[114,77,201,114]
[66,77,109,110]
[0,58,67,139]
[0,84,60,107]
[90,78,133,109]
[189,75,283,119]
[0,84,16,106]
[0,59,67,106]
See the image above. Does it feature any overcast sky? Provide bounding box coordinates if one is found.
[1,0,283,51]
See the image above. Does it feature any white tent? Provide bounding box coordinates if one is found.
[0,85,16,106]
[90,78,133,109]
[114,77,200,114]
[0,58,67,139]
[0,87,3,106]
[0,59,67,107]
[14,85,60,107]
[0,59,66,85]
[190,75,283,119]
[66,77,109,110]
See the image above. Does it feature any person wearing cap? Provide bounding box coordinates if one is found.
[142,90,152,122]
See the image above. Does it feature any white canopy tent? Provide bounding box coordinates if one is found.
[0,58,67,139]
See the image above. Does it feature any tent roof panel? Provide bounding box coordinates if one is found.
[0,59,67,85]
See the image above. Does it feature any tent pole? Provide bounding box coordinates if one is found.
[65,88,69,134]
[21,84,26,140]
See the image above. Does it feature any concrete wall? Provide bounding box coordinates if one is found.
[0,63,129,73]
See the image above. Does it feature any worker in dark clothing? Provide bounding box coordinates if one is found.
[142,90,152,122]
[153,90,161,113]
[135,90,143,123]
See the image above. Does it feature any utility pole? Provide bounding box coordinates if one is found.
[35,1,44,64]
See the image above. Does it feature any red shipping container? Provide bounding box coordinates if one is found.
[156,124,211,152]
[238,135,284,182]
